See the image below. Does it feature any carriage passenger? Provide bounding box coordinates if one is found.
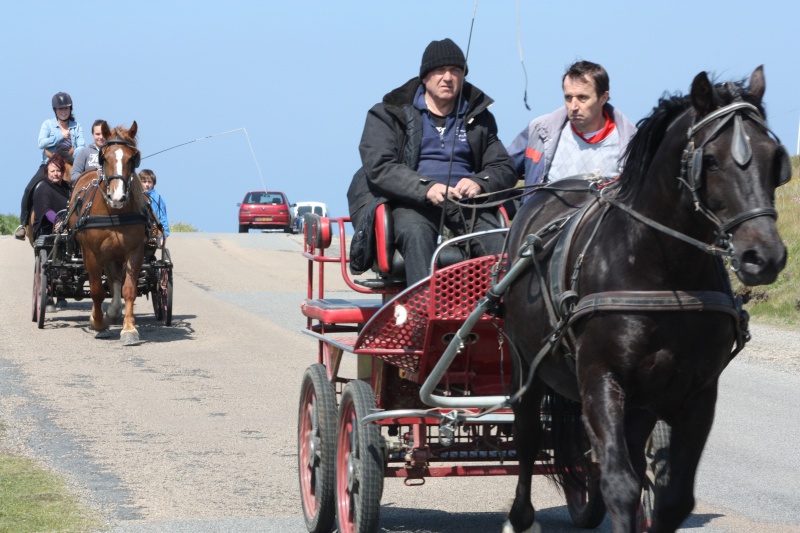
[71,119,107,182]
[139,169,170,242]
[347,38,517,285]
[507,61,637,191]
[15,92,85,240]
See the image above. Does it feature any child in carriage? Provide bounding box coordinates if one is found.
[138,169,170,245]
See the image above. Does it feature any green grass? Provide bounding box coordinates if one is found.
[0,454,101,532]
[0,213,21,235]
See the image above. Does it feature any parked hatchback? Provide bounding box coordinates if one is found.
[238,191,293,233]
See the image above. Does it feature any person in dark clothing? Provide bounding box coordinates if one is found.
[348,38,517,284]
[32,153,71,239]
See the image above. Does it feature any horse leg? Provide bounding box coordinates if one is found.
[651,386,718,533]
[581,373,640,533]
[119,255,143,346]
[504,381,544,533]
[83,256,109,337]
[105,280,124,324]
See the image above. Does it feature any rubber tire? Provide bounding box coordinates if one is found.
[152,267,163,321]
[37,249,48,329]
[565,462,607,528]
[32,250,42,322]
[298,364,338,533]
[336,379,384,533]
[639,420,671,532]
[162,268,173,326]
[239,225,248,233]
[284,224,293,234]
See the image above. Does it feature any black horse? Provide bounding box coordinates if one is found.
[501,66,789,533]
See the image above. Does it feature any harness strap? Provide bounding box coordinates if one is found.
[73,213,148,231]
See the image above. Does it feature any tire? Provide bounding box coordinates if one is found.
[284,224,293,234]
[639,420,671,532]
[239,225,248,233]
[32,250,42,322]
[152,267,163,322]
[298,364,337,533]
[37,249,48,329]
[565,462,606,528]
[154,267,173,326]
[336,379,384,533]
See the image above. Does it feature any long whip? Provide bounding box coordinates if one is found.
[142,127,267,191]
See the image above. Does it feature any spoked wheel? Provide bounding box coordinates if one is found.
[565,462,606,528]
[298,364,337,533]
[638,420,671,532]
[36,249,48,329]
[151,268,163,322]
[152,266,173,326]
[32,250,42,322]
[335,379,384,533]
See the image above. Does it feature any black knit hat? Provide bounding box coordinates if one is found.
[419,38,468,79]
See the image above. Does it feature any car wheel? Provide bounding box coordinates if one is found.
[239,225,248,233]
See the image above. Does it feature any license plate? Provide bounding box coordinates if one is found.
[255,217,273,222]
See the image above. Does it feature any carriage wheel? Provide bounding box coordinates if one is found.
[152,267,163,322]
[161,267,173,326]
[564,462,606,528]
[36,249,49,329]
[32,250,42,322]
[335,379,383,533]
[638,420,671,532]
[298,364,337,533]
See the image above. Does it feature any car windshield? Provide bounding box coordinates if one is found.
[246,193,284,205]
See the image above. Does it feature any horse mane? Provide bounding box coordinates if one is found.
[617,76,765,202]
[107,124,146,211]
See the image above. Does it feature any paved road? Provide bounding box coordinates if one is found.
[0,233,798,532]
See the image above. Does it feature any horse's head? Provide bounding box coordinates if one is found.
[682,66,789,285]
[97,121,142,210]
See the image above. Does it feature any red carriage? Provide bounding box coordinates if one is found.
[295,212,632,533]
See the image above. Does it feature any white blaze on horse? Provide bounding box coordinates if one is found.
[68,122,148,345]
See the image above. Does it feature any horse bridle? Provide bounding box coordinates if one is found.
[96,138,141,205]
[679,98,792,243]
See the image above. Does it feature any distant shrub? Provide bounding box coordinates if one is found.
[0,214,21,235]
[170,222,198,232]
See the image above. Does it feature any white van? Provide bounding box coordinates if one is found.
[292,202,328,233]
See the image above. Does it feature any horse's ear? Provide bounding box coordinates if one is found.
[748,65,765,104]
[690,71,714,116]
[129,121,138,139]
[101,121,111,139]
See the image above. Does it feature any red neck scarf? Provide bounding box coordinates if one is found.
[571,109,616,144]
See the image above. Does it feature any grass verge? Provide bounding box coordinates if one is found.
[0,451,101,532]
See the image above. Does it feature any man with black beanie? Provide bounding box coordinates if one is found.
[347,38,516,284]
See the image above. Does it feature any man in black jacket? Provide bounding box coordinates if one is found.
[347,38,517,284]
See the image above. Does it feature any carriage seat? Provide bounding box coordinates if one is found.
[355,203,509,289]
[301,298,382,325]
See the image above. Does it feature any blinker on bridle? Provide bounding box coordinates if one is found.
[678,98,792,253]
[96,138,141,205]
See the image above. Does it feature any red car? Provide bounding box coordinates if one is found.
[238,191,293,233]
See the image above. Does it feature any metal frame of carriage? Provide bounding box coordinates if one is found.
[296,214,624,533]
[31,223,173,329]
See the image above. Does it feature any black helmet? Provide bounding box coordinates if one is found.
[52,92,73,109]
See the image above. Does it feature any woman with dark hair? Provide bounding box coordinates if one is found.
[31,153,71,239]
[15,92,85,240]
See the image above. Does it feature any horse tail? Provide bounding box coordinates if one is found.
[543,386,594,493]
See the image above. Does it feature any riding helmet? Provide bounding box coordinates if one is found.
[52,92,73,109]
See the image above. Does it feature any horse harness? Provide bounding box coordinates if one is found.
[70,138,148,232]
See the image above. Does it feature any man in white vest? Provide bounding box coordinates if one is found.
[507,60,637,190]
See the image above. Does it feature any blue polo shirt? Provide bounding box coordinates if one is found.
[413,86,474,186]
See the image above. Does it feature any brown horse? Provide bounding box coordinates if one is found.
[68,122,148,345]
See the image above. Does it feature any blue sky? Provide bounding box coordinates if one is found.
[3,1,798,232]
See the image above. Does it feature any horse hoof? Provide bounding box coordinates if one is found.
[95,329,112,339]
[121,331,143,346]
[501,520,541,533]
